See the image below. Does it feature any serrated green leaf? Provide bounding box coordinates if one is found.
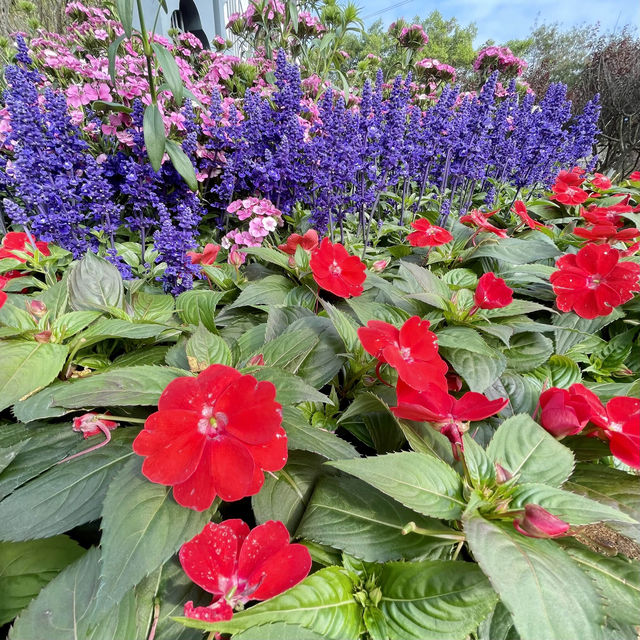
[249,367,330,405]
[176,289,224,332]
[98,458,216,613]
[504,332,553,372]
[486,413,574,486]
[464,516,606,640]
[0,341,68,412]
[328,452,465,520]
[477,602,520,640]
[175,567,361,639]
[51,310,102,341]
[143,104,166,171]
[440,344,506,392]
[185,324,232,370]
[320,300,362,354]
[554,311,623,355]
[297,475,457,562]
[132,291,175,323]
[68,251,124,312]
[472,235,561,263]
[234,623,327,639]
[0,536,84,625]
[436,326,496,355]
[230,275,295,309]
[379,560,498,640]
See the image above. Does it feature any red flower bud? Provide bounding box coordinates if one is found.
[494,463,513,484]
[248,353,265,366]
[474,272,513,310]
[513,504,570,539]
[27,299,47,318]
[34,330,52,343]
[538,386,593,437]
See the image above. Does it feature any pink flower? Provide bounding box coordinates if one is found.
[72,413,118,439]
[514,504,570,539]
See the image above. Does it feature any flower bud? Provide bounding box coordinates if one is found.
[27,299,47,318]
[494,463,513,485]
[248,353,265,366]
[34,330,52,343]
[513,504,570,539]
[371,258,389,272]
[72,413,118,439]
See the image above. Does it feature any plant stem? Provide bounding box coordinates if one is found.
[402,521,465,541]
[95,414,147,423]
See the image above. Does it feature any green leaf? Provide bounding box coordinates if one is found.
[509,483,635,525]
[175,567,361,640]
[261,328,318,371]
[0,536,84,625]
[113,346,169,368]
[143,104,166,172]
[484,299,551,318]
[8,547,100,640]
[328,452,465,520]
[477,603,520,640]
[74,317,167,350]
[0,302,36,331]
[504,332,553,372]
[68,251,124,312]
[185,324,232,371]
[115,0,133,36]
[440,344,506,392]
[379,560,498,640]
[347,298,411,325]
[297,476,457,562]
[0,430,135,541]
[242,246,294,271]
[98,458,216,613]
[107,34,127,84]
[50,366,188,408]
[442,268,478,289]
[486,414,574,486]
[234,624,327,640]
[464,516,606,640]
[472,235,561,264]
[398,261,451,298]
[165,139,197,190]
[249,367,330,405]
[253,451,324,531]
[436,327,496,355]
[230,275,295,309]
[176,289,224,332]
[498,371,542,415]
[12,382,72,423]
[321,300,363,355]
[282,407,358,460]
[532,354,581,387]
[51,310,102,341]
[554,311,623,355]
[132,291,175,323]
[0,341,68,411]
[150,43,184,105]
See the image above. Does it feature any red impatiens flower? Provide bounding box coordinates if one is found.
[187,243,220,265]
[459,209,508,238]
[569,384,640,469]
[133,364,286,511]
[628,170,640,182]
[72,413,118,439]
[573,224,640,245]
[278,229,319,255]
[538,386,593,437]
[391,381,508,454]
[472,272,513,311]
[514,504,570,539]
[551,170,589,206]
[590,173,612,190]
[0,232,50,261]
[0,275,8,310]
[309,238,366,298]
[550,244,640,319]
[512,200,548,230]
[406,218,453,247]
[581,204,630,227]
[357,316,448,391]
[179,519,312,622]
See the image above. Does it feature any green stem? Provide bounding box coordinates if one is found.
[278,469,304,501]
[135,0,157,103]
[95,414,147,424]
[402,521,465,541]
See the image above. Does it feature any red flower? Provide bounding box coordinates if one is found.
[357,316,448,391]
[581,204,630,227]
[310,238,366,298]
[0,290,6,310]
[574,224,640,245]
[391,381,508,453]
[514,504,570,539]
[550,244,640,319]
[512,200,547,230]
[551,170,589,206]
[554,169,585,188]
[459,209,507,238]
[278,229,319,255]
[406,218,453,247]
[568,384,640,469]
[591,173,612,190]
[179,519,312,622]
[538,387,593,437]
[0,232,50,261]
[133,364,286,511]
[629,171,640,182]
[72,413,118,439]
[187,243,220,265]
[473,272,513,310]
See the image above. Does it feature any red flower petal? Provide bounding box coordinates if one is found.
[158,376,204,412]
[172,442,219,511]
[210,436,256,501]
[453,393,508,421]
[237,520,290,583]
[183,598,234,622]
[244,426,288,471]
[248,544,312,600]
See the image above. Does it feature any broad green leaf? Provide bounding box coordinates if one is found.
[464,516,606,640]
[554,311,623,355]
[253,451,325,531]
[249,367,330,405]
[68,251,124,312]
[499,371,542,415]
[297,476,458,562]
[532,354,581,387]
[509,483,635,525]
[74,317,167,349]
[112,346,169,368]
[0,303,37,331]
[379,560,498,640]
[11,381,72,423]
[347,298,411,325]
[175,567,361,640]
[115,0,133,35]
[504,332,553,372]
[442,268,477,289]
[477,603,520,640]
[143,104,166,171]
[38,276,69,317]
[50,365,188,408]
[150,43,184,105]
[242,246,294,270]
[484,299,550,318]
[0,341,68,411]
[282,406,358,460]
[440,344,506,392]
[165,140,197,190]
[563,543,640,626]
[261,328,318,371]
[0,430,135,541]
[98,458,216,613]
[462,434,495,487]
[176,289,224,332]
[0,536,84,625]
[229,275,295,309]
[328,452,465,520]
[436,327,496,355]
[185,324,232,371]
[8,547,100,640]
[0,438,30,475]
[320,300,363,354]
[472,234,561,263]
[486,414,574,486]
[398,261,451,298]
[234,624,327,640]
[51,311,102,341]
[132,291,175,323]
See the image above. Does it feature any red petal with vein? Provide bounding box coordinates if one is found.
[237,520,290,583]
[172,442,219,511]
[249,544,313,600]
[158,376,204,412]
[210,436,256,501]
[244,426,288,471]
[454,393,508,421]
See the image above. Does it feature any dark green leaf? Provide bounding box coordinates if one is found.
[472,235,561,263]
[143,104,166,172]
[249,367,331,405]
[229,275,294,309]
[176,289,224,332]
[504,332,554,372]
[165,140,197,190]
[68,251,124,312]
[185,324,232,371]
[150,43,184,105]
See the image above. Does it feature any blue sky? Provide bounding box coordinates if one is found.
[360,0,640,45]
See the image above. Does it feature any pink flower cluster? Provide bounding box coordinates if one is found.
[222,198,284,255]
[297,11,326,37]
[473,46,528,77]
[227,0,286,31]
[394,23,429,49]
[415,58,456,83]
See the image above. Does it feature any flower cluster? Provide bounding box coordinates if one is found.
[222,197,284,255]
[415,58,457,84]
[473,46,527,77]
